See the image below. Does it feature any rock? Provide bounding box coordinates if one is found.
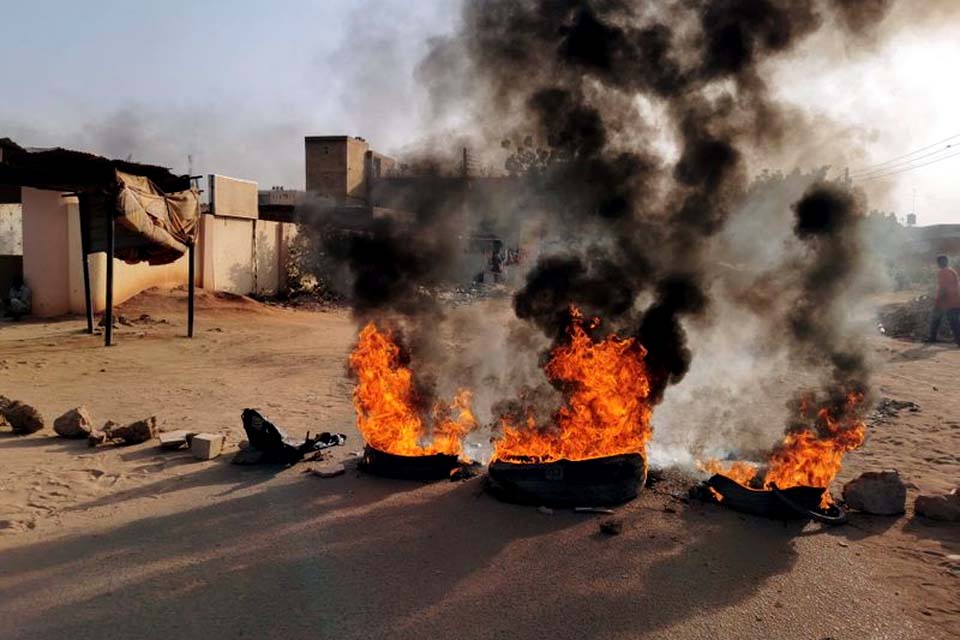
[87,430,107,447]
[0,399,45,434]
[599,518,624,536]
[53,406,94,439]
[310,464,346,479]
[158,430,194,450]
[191,433,224,460]
[104,417,158,445]
[842,471,907,515]
[914,489,960,522]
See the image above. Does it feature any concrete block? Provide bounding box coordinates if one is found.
[191,433,224,460]
[159,430,193,450]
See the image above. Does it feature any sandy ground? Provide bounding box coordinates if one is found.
[0,288,957,640]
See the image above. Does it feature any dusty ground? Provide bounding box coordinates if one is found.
[0,288,957,640]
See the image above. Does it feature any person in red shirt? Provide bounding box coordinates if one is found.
[926,255,960,345]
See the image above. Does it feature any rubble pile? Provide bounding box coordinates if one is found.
[868,397,920,426]
[89,416,158,446]
[876,296,949,340]
[263,286,347,312]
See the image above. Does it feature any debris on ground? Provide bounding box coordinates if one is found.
[537,506,554,515]
[89,417,159,446]
[449,462,482,481]
[574,507,616,515]
[599,518,624,536]
[191,433,225,460]
[914,488,960,522]
[309,464,346,479]
[876,295,950,340]
[0,396,45,434]
[158,430,195,450]
[53,406,94,439]
[869,398,920,426]
[259,286,347,312]
[235,408,346,465]
[842,471,907,515]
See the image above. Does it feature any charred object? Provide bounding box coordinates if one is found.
[239,408,346,464]
[485,453,646,508]
[697,473,847,525]
[359,444,462,481]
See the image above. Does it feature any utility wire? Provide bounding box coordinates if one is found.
[856,148,960,182]
[849,132,960,175]
[851,143,958,178]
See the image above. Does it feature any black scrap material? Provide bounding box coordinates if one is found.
[359,445,460,481]
[240,408,346,464]
[704,474,848,524]
[485,454,646,508]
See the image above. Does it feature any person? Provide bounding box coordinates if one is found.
[8,274,31,320]
[926,255,960,345]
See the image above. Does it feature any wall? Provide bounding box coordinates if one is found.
[21,188,72,316]
[305,136,348,198]
[0,203,22,255]
[198,174,296,296]
[22,188,192,318]
[210,174,258,219]
[208,215,255,295]
[345,137,369,200]
[19,178,295,318]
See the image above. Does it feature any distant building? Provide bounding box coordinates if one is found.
[304,135,396,204]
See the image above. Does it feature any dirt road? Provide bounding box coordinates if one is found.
[0,289,956,639]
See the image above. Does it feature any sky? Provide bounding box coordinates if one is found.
[1,0,958,224]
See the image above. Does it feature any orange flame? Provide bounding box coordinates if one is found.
[349,322,476,457]
[703,392,867,506]
[493,309,653,463]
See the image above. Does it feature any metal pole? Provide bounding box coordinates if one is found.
[187,242,195,338]
[80,208,94,334]
[105,210,115,347]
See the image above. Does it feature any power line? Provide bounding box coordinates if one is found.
[851,143,958,178]
[849,132,960,175]
[856,147,960,182]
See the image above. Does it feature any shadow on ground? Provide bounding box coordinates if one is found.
[0,468,808,640]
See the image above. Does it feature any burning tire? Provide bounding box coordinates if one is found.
[360,445,460,481]
[485,454,646,508]
[704,473,848,524]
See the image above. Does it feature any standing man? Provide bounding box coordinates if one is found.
[926,255,960,345]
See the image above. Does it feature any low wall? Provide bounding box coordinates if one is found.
[197,214,294,296]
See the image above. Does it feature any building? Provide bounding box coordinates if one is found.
[0,138,298,320]
[304,135,396,203]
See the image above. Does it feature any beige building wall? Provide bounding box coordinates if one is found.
[22,188,72,317]
[209,215,255,295]
[255,220,279,296]
[22,188,192,318]
[210,174,258,219]
[20,177,295,318]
